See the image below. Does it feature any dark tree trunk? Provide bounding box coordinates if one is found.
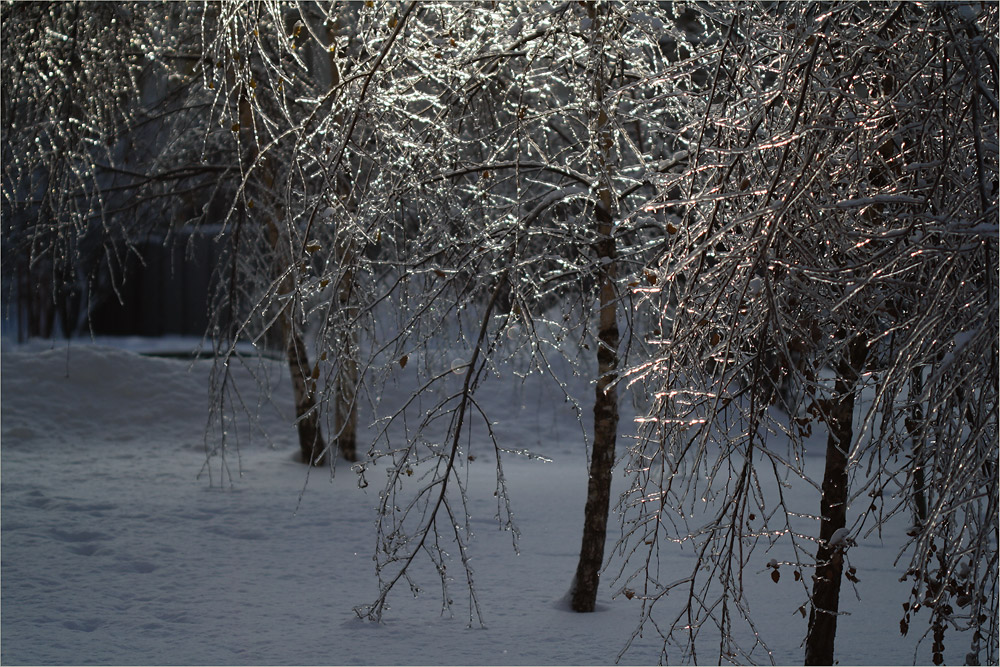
[334,245,358,463]
[334,338,358,462]
[265,212,327,467]
[571,217,619,612]
[909,365,928,526]
[572,0,618,613]
[805,334,868,665]
[285,320,328,466]
[240,87,328,467]
[328,22,358,464]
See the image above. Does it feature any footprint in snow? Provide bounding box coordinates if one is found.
[116,559,158,574]
[205,524,268,541]
[68,543,105,557]
[61,618,103,633]
[49,528,111,543]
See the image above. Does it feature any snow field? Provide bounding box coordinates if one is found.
[0,339,971,664]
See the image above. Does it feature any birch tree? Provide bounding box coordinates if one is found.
[618,2,998,664]
[361,0,695,617]
[273,0,694,620]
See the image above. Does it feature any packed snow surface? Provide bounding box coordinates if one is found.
[1,338,966,665]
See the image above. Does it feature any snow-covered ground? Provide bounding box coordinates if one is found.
[0,337,969,665]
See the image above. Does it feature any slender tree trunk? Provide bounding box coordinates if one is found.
[571,210,619,612]
[909,365,928,526]
[572,1,618,613]
[805,334,868,665]
[282,309,327,466]
[334,240,358,462]
[328,18,358,463]
[239,85,327,466]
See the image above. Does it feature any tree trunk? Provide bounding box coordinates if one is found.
[572,203,619,612]
[329,17,358,463]
[572,0,618,613]
[334,240,358,462]
[909,365,928,526]
[805,334,868,665]
[239,85,327,467]
[284,316,328,466]
[334,329,358,462]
